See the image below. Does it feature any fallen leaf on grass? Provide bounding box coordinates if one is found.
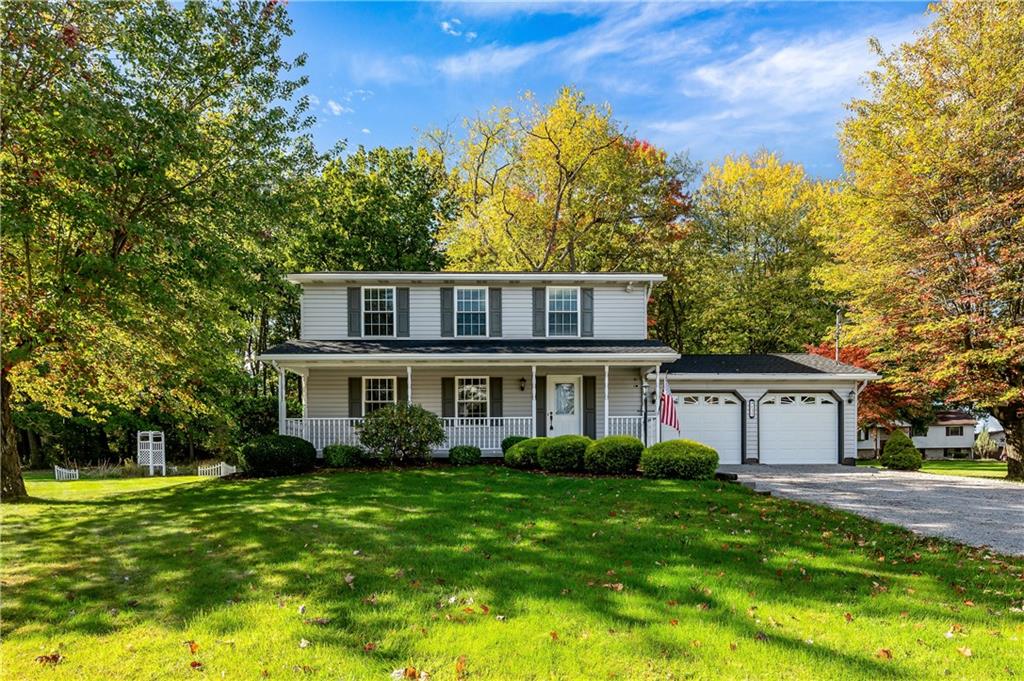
[602,583,624,592]
[729,642,737,651]
[963,600,975,607]
[299,639,310,649]
[190,661,204,670]
[456,655,468,681]
[754,632,768,642]
[363,642,377,652]
[844,612,854,623]
[669,619,678,626]
[344,573,355,589]
[957,647,972,658]
[304,617,331,626]
[876,648,893,660]
[549,631,559,641]
[35,653,63,665]
[185,640,199,655]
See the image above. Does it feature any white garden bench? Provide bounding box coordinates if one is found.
[54,465,79,481]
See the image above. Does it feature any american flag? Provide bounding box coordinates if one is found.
[660,379,679,431]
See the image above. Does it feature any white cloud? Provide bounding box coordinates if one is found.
[308,94,320,105]
[361,128,371,134]
[345,54,425,85]
[687,18,923,114]
[326,99,353,116]
[440,18,462,36]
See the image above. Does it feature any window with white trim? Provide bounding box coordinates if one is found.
[456,287,487,337]
[363,377,396,415]
[456,377,489,420]
[945,426,964,437]
[547,287,579,337]
[362,287,395,336]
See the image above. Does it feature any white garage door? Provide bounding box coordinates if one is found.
[759,393,838,464]
[676,393,743,464]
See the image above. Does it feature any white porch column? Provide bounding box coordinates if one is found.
[277,366,286,435]
[406,365,413,404]
[603,365,609,437]
[531,365,537,437]
[654,365,661,443]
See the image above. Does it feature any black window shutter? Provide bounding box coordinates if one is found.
[347,287,361,337]
[536,375,547,436]
[441,377,455,418]
[440,287,454,338]
[397,288,410,337]
[397,376,408,403]
[583,376,597,438]
[532,288,546,337]
[348,377,362,417]
[488,288,502,337]
[489,377,503,418]
[581,288,594,337]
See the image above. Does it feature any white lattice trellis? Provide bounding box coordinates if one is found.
[137,431,166,476]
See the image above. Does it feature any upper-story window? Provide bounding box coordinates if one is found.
[456,287,487,336]
[547,287,579,336]
[945,426,964,437]
[362,287,395,336]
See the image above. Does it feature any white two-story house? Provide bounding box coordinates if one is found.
[261,272,679,454]
[261,271,876,463]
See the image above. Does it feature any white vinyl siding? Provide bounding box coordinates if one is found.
[304,365,641,438]
[299,283,649,340]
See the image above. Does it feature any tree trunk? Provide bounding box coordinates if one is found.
[27,428,43,469]
[992,404,1023,481]
[1,370,28,501]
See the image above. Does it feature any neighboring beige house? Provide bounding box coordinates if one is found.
[261,271,877,463]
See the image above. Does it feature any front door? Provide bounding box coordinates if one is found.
[547,375,582,436]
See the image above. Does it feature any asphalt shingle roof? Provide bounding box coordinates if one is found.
[662,353,875,376]
[263,338,678,356]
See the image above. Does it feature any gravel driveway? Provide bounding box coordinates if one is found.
[719,465,1024,556]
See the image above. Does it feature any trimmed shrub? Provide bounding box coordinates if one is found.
[359,403,445,464]
[504,437,545,469]
[584,435,644,475]
[501,435,530,454]
[323,444,365,468]
[241,435,317,477]
[448,445,483,466]
[880,431,922,470]
[537,434,592,472]
[640,439,718,480]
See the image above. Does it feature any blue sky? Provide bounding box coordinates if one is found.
[283,1,930,177]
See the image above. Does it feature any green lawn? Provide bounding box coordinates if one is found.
[857,458,1011,479]
[3,469,1022,680]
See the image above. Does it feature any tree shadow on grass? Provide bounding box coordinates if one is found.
[3,468,1020,678]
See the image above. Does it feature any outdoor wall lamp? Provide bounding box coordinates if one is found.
[847,390,856,404]
[519,377,527,392]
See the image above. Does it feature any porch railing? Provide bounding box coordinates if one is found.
[442,416,534,452]
[283,415,657,454]
[283,417,362,452]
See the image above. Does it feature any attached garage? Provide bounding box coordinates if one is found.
[676,392,743,464]
[759,393,839,464]
[660,354,878,466]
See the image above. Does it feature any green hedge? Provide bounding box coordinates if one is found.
[241,435,317,477]
[640,439,718,479]
[880,431,922,470]
[536,435,592,472]
[448,445,483,466]
[504,437,545,469]
[501,435,530,454]
[584,435,644,474]
[323,444,365,468]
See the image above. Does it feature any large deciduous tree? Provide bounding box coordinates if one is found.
[813,2,1024,479]
[651,152,834,353]
[292,145,455,272]
[1,0,317,499]
[431,87,696,272]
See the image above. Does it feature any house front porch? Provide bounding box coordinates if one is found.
[266,337,679,454]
